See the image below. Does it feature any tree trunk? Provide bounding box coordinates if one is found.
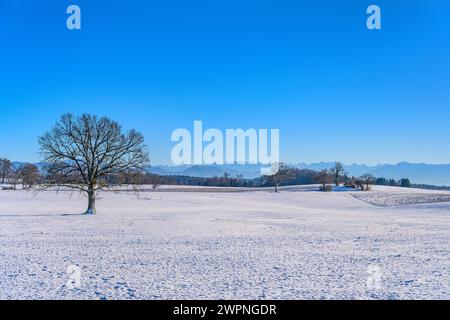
[85,189,96,214]
[274,183,278,193]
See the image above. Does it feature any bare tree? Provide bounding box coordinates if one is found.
[18,163,41,189]
[359,174,375,191]
[330,162,347,186]
[315,169,333,191]
[0,158,12,184]
[265,163,295,192]
[38,113,149,214]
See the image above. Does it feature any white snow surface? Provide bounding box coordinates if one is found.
[0,185,449,300]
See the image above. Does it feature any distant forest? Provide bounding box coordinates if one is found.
[1,158,449,191]
[142,170,450,191]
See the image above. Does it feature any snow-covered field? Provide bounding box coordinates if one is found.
[0,185,449,300]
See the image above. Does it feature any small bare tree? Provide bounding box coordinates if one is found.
[38,113,149,214]
[315,169,333,191]
[265,163,295,192]
[359,174,375,191]
[0,158,12,184]
[18,163,41,189]
[330,162,347,186]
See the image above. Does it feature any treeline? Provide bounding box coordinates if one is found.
[0,158,41,189]
[2,157,449,191]
[0,158,318,190]
[107,168,319,188]
[375,177,412,188]
[156,168,316,188]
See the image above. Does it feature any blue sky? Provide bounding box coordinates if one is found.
[1,0,449,165]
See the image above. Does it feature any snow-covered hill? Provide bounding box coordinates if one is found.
[1,186,449,299]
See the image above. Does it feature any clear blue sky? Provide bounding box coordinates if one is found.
[1,0,449,165]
